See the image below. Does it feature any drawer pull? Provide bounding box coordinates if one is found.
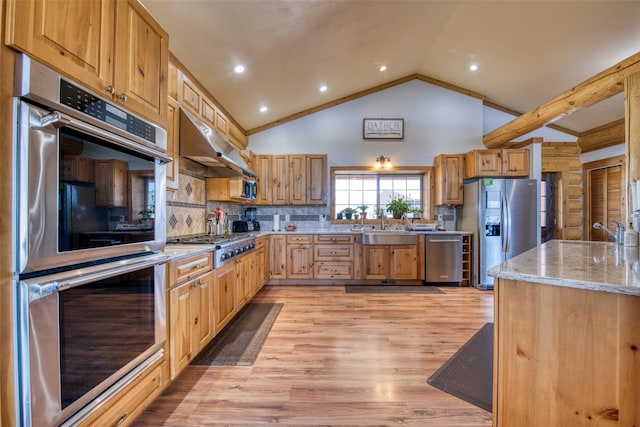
[115,412,128,427]
[191,263,202,270]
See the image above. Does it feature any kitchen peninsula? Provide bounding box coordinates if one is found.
[489,240,640,426]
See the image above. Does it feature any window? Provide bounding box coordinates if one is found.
[331,168,430,220]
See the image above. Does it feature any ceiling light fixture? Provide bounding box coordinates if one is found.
[469,64,479,71]
[319,85,328,92]
[374,155,392,169]
[234,65,245,73]
[259,106,268,112]
[379,65,387,72]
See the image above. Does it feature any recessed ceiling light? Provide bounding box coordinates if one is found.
[234,65,245,73]
[319,85,328,92]
[259,106,268,113]
[469,64,479,71]
[379,65,387,72]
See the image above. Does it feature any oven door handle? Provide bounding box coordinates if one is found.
[49,111,172,164]
[57,255,169,291]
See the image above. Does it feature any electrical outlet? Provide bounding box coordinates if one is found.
[285,214,290,221]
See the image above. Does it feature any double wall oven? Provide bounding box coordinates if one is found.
[13,54,171,426]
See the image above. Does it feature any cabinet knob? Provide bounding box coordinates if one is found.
[115,412,128,427]
[105,85,115,94]
[119,93,128,101]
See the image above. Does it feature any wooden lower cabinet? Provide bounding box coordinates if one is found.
[214,262,237,332]
[235,251,257,309]
[78,361,165,427]
[364,245,418,280]
[168,270,214,379]
[286,235,314,279]
[255,237,268,288]
[269,235,287,279]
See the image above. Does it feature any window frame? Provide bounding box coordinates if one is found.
[330,166,433,224]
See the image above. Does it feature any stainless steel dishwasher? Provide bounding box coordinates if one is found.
[424,233,463,284]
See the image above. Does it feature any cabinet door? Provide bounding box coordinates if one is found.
[194,272,214,351]
[434,154,463,205]
[214,263,236,331]
[269,235,287,279]
[235,257,248,310]
[390,245,418,280]
[364,246,388,279]
[287,244,313,279]
[289,154,306,205]
[6,0,115,100]
[465,149,502,178]
[254,155,273,205]
[502,149,530,177]
[255,246,267,289]
[306,154,327,205]
[169,282,194,379]
[272,155,289,205]
[113,0,168,126]
[166,97,180,190]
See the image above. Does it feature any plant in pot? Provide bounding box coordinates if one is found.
[341,207,356,220]
[386,197,411,219]
[357,205,369,219]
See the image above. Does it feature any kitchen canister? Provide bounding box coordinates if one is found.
[624,229,639,246]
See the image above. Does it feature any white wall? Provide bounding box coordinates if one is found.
[249,79,586,168]
[249,79,486,166]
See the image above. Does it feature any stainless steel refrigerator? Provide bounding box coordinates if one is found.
[460,178,539,289]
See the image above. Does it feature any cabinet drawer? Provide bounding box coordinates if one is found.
[169,252,212,286]
[286,234,313,244]
[314,234,354,244]
[314,244,353,260]
[314,262,353,279]
[78,362,164,427]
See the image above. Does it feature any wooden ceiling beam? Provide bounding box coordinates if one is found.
[483,51,640,149]
[577,118,626,153]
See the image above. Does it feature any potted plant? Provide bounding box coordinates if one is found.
[409,207,424,219]
[341,207,356,220]
[357,204,369,219]
[386,197,411,219]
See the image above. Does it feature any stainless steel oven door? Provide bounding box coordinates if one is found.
[17,253,168,427]
[16,99,170,274]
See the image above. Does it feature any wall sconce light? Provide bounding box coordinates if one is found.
[374,155,393,169]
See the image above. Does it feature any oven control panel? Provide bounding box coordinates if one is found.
[59,79,156,143]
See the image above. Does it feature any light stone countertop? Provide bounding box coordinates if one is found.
[488,240,640,296]
[164,244,216,261]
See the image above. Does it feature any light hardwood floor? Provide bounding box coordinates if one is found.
[134,285,494,426]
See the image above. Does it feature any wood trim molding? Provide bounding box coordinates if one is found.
[247,74,486,136]
[577,118,626,153]
[483,51,640,148]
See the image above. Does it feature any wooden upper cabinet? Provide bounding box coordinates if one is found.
[113,1,168,126]
[434,153,463,206]
[272,155,289,205]
[307,154,328,205]
[6,0,169,127]
[289,154,306,205]
[465,149,529,178]
[254,154,273,205]
[502,149,530,176]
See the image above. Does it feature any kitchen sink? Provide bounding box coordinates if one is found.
[362,231,418,245]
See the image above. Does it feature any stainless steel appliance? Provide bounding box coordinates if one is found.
[232,220,254,233]
[244,207,260,230]
[13,54,171,426]
[17,254,168,427]
[460,178,539,289]
[168,234,256,268]
[14,54,171,274]
[424,234,463,284]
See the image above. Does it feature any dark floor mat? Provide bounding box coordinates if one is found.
[191,303,282,366]
[427,322,493,412]
[345,285,444,294]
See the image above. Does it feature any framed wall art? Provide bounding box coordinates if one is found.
[363,118,404,140]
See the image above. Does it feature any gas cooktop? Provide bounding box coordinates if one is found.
[167,234,250,245]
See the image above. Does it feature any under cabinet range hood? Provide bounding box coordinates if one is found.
[179,107,255,177]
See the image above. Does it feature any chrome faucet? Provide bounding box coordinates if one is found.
[593,221,624,244]
[379,208,386,230]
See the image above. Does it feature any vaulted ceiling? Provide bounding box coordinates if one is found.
[141,0,640,137]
